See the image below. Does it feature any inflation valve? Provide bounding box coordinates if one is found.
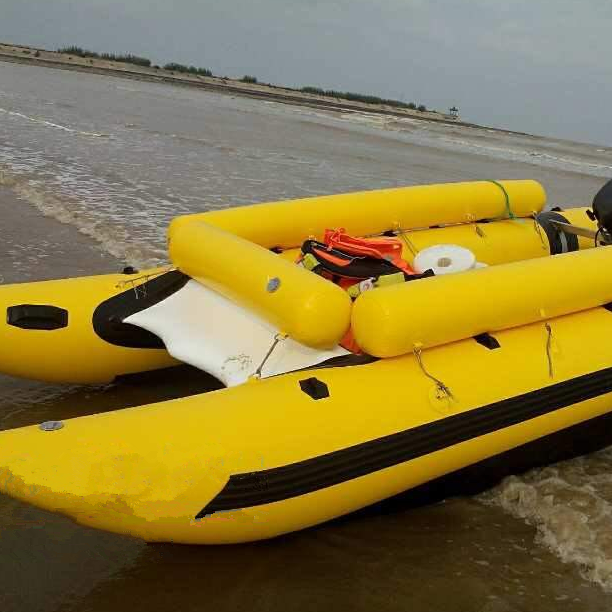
[39,421,64,432]
[266,277,281,293]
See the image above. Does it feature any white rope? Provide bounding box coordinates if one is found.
[115,265,175,298]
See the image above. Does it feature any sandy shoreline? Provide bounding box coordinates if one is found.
[0,41,531,137]
[0,185,119,283]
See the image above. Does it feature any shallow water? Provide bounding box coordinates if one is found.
[0,61,606,267]
[1,59,612,611]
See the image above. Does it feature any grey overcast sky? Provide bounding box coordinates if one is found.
[1,0,611,144]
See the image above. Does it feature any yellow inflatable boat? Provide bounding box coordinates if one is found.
[1,178,611,545]
[0,179,594,383]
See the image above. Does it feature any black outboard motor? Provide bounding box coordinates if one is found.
[592,179,612,236]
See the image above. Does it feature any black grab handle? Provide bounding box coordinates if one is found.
[7,304,68,330]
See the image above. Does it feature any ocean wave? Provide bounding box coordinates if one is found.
[0,168,165,267]
[318,109,612,179]
[441,137,612,175]
[0,107,110,138]
[481,448,612,591]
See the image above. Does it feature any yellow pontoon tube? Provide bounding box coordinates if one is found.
[3,249,612,543]
[0,267,181,383]
[399,205,594,266]
[352,245,612,357]
[170,179,546,248]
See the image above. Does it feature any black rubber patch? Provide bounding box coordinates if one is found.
[92,270,189,349]
[299,377,329,400]
[474,333,500,350]
[197,365,612,517]
[7,304,68,330]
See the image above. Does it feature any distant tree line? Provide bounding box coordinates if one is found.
[54,46,432,112]
[162,63,213,77]
[57,46,152,67]
[300,86,427,112]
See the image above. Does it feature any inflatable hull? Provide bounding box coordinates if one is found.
[1,303,612,543]
[0,207,595,384]
[0,268,181,383]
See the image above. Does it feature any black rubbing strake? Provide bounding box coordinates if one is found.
[92,270,189,348]
[197,366,612,517]
[347,409,612,517]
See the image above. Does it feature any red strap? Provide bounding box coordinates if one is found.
[312,246,352,267]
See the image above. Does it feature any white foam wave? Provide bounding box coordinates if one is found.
[0,169,165,267]
[481,448,612,591]
[442,137,612,174]
[0,107,109,138]
[309,107,612,178]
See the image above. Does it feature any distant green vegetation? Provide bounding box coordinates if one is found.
[163,62,213,77]
[57,46,152,67]
[53,45,433,112]
[56,46,212,77]
[300,86,427,111]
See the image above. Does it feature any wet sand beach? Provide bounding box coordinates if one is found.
[2,59,612,611]
[0,185,117,282]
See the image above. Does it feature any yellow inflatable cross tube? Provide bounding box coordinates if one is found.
[352,245,612,357]
[169,221,352,349]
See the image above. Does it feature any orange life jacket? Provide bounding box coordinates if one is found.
[298,229,416,354]
[323,228,413,273]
